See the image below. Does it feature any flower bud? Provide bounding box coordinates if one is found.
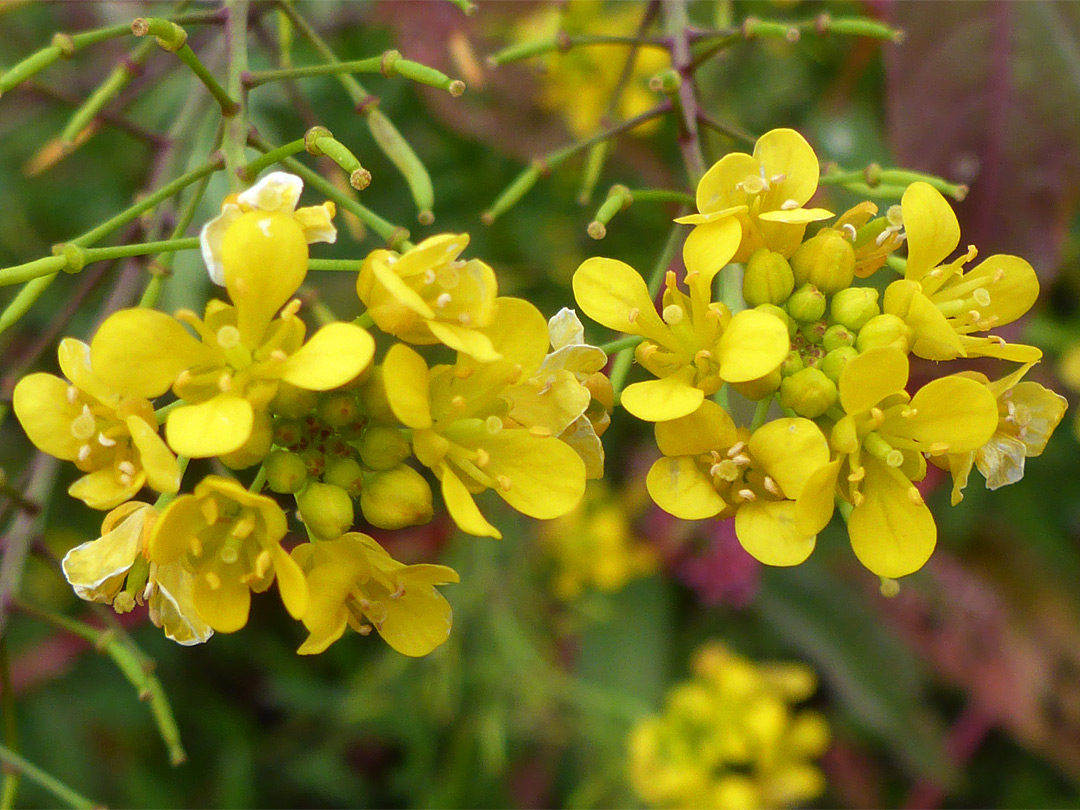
[822,324,856,352]
[270,382,318,418]
[357,366,396,424]
[829,287,880,331]
[360,465,433,529]
[220,411,272,469]
[820,346,859,383]
[790,229,856,294]
[780,350,804,377]
[297,482,354,540]
[266,449,309,494]
[786,284,826,324]
[856,313,912,353]
[803,344,826,369]
[799,320,828,345]
[357,425,411,471]
[272,418,306,449]
[743,248,795,306]
[583,371,614,415]
[317,393,360,428]
[324,457,365,497]
[780,367,837,418]
[755,303,796,337]
[731,366,782,401]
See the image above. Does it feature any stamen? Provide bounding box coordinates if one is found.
[993,268,1005,283]
[436,292,452,308]
[423,269,437,285]
[455,366,475,380]
[736,488,757,502]
[451,395,467,410]
[118,460,136,476]
[731,453,751,467]
[485,415,503,434]
[458,313,472,325]
[119,473,133,486]
[726,442,746,458]
[204,571,222,590]
[475,448,490,468]
[66,385,79,404]
[869,407,885,427]
[769,173,787,184]
[973,288,991,307]
[907,486,923,505]
[270,349,288,362]
[190,536,203,557]
[218,373,233,392]
[281,299,303,319]
[779,199,799,211]
[528,426,552,437]
[927,441,950,455]
[627,307,640,324]
[254,550,272,579]
[763,476,783,497]
[77,444,92,463]
[97,432,117,447]
[497,475,512,492]
[847,466,866,483]
[842,223,857,241]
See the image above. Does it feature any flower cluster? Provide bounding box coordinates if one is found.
[575,129,1067,580]
[627,642,829,810]
[15,173,608,652]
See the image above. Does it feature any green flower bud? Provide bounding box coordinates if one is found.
[799,320,828,345]
[272,418,306,449]
[360,465,433,530]
[755,303,796,337]
[820,346,859,383]
[786,284,826,324]
[358,367,396,424]
[803,344,826,369]
[780,367,837,418]
[317,393,360,428]
[830,287,880,331]
[731,366,781,401]
[324,457,365,497]
[266,449,309,494]
[357,425,411,471]
[743,248,795,307]
[297,482,355,540]
[221,412,272,470]
[790,229,856,294]
[856,313,913,353]
[780,350,804,377]
[822,323,856,352]
[269,382,318,418]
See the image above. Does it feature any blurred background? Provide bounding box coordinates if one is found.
[1,1,1079,807]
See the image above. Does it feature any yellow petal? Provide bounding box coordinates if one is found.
[126,416,181,494]
[13,373,82,459]
[165,395,254,458]
[621,368,704,422]
[483,430,586,519]
[383,343,433,429]
[57,338,119,406]
[237,171,303,213]
[884,375,997,453]
[974,435,1026,490]
[757,207,834,224]
[839,347,908,415]
[901,182,960,281]
[654,399,737,456]
[749,418,829,498]
[61,506,146,601]
[884,280,965,361]
[572,257,669,343]
[426,320,501,362]
[718,309,789,383]
[192,571,252,633]
[646,456,725,519]
[293,202,337,245]
[149,563,214,646]
[795,458,840,536]
[682,217,741,286]
[958,336,1042,362]
[1008,381,1068,456]
[957,254,1039,327]
[91,308,217,399]
[696,152,758,213]
[377,579,454,657]
[440,466,501,538]
[270,543,309,620]
[848,459,936,578]
[69,468,143,511]
[735,500,816,566]
[755,128,821,210]
[281,322,374,390]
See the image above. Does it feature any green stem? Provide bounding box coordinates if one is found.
[0,257,66,288]
[153,457,189,511]
[308,259,362,271]
[696,110,756,145]
[60,39,156,145]
[0,641,19,810]
[154,399,186,424]
[139,171,214,308]
[626,188,696,205]
[0,743,95,810]
[248,464,267,493]
[486,33,669,67]
[749,394,774,431]
[79,237,200,263]
[244,56,384,87]
[820,165,967,201]
[238,137,305,182]
[0,275,57,338]
[175,44,239,115]
[222,0,250,189]
[276,0,367,105]
[598,335,643,355]
[0,24,133,94]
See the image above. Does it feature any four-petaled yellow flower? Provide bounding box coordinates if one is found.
[148,475,309,633]
[676,128,834,269]
[383,297,587,539]
[291,532,458,656]
[90,202,374,459]
[574,254,789,421]
[357,233,501,361]
[14,338,180,510]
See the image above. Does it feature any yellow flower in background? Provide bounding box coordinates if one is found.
[91,205,374,460]
[383,297,587,539]
[539,481,657,600]
[357,233,501,361]
[832,200,906,279]
[799,347,998,578]
[628,642,829,810]
[933,363,1068,504]
[646,401,831,567]
[677,128,834,267]
[61,502,213,646]
[291,532,458,656]
[513,0,669,138]
[13,338,180,510]
[200,171,336,286]
[573,254,788,422]
[1060,343,1080,443]
[148,475,308,634]
[884,181,1042,362]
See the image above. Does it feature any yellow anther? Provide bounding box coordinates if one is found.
[423,269,437,285]
[97,432,117,447]
[993,268,1005,283]
[454,365,475,379]
[731,454,751,467]
[270,349,288,363]
[780,198,800,210]
[356,624,373,636]
[869,407,885,427]
[118,473,133,487]
[627,307,640,324]
[726,441,746,458]
[435,292,452,308]
[842,223,857,241]
[118,460,137,476]
[769,173,787,184]
[485,415,503,434]
[638,343,658,361]
[451,395,467,410]
[254,549,272,578]
[280,298,302,318]
[497,475,512,492]
[190,536,203,557]
[474,448,490,468]
[847,466,866,483]
[204,571,222,591]
[217,373,233,393]
[66,385,79,404]
[736,487,757,502]
[851,490,865,506]
[389,583,405,600]
[901,406,918,418]
[528,426,552,437]
[907,486,923,505]
[174,369,192,387]
[927,441,950,456]
[763,475,783,497]
[77,444,92,463]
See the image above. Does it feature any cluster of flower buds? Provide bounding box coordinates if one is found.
[14,173,612,652]
[575,129,1067,581]
[628,642,830,810]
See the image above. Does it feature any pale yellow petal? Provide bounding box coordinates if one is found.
[735,500,816,566]
[280,322,374,390]
[165,395,254,458]
[382,343,433,429]
[621,368,704,422]
[646,456,725,519]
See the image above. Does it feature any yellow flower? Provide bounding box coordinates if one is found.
[539,481,657,599]
[504,307,608,478]
[883,182,1042,362]
[832,200,906,279]
[646,401,831,567]
[13,338,180,510]
[148,475,308,633]
[799,347,999,578]
[628,642,829,810]
[61,502,213,645]
[357,233,501,361]
[933,364,1068,504]
[200,171,336,285]
[91,210,374,459]
[573,255,789,421]
[291,532,458,656]
[676,128,834,268]
[382,298,587,539]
